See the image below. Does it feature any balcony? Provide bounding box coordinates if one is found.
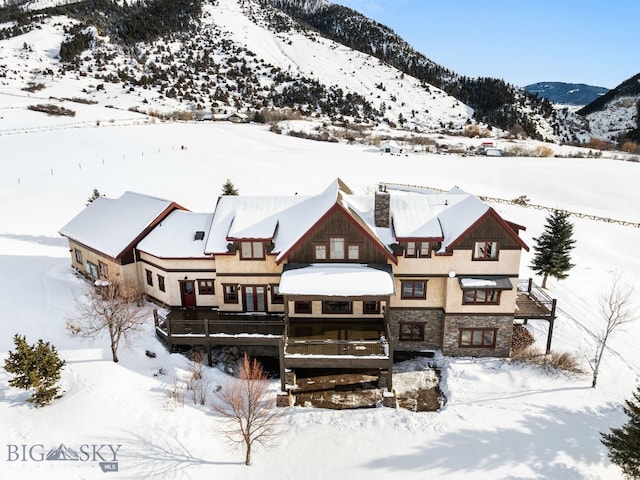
[154,309,284,348]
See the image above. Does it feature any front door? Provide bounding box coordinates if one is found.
[244,286,266,312]
[180,280,196,308]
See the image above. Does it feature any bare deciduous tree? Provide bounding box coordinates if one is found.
[588,274,637,388]
[211,353,283,465]
[67,273,148,362]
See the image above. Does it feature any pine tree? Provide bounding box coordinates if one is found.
[601,385,640,479]
[529,209,576,288]
[221,178,239,195]
[4,334,66,407]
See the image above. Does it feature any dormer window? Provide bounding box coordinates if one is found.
[473,241,499,260]
[240,241,264,259]
[194,231,205,241]
[404,241,430,258]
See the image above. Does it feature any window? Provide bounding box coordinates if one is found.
[157,275,165,292]
[463,289,500,305]
[98,260,108,279]
[314,244,327,260]
[145,269,153,287]
[223,284,238,303]
[459,328,497,348]
[198,279,214,295]
[86,261,98,279]
[399,322,424,341]
[74,249,83,264]
[473,241,499,260]
[322,301,353,314]
[240,241,264,259]
[348,245,360,260]
[294,301,312,314]
[404,241,430,258]
[401,280,426,299]
[363,301,380,314]
[329,237,345,259]
[270,284,284,304]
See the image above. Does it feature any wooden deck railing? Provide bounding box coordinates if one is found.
[154,310,284,337]
[516,278,557,319]
[285,339,389,357]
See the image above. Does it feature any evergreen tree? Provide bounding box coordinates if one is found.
[601,385,640,479]
[529,209,576,288]
[4,334,66,407]
[221,178,239,195]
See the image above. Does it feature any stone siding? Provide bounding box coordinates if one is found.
[389,308,444,352]
[443,314,513,357]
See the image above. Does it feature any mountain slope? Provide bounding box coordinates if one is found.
[267,0,558,140]
[578,73,640,141]
[524,82,608,106]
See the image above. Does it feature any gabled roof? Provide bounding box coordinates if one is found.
[59,192,184,259]
[137,210,213,259]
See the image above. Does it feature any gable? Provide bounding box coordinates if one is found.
[446,208,529,252]
[279,204,396,264]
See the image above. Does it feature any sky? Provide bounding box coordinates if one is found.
[332,0,638,89]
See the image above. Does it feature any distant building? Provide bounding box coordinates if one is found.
[379,140,402,154]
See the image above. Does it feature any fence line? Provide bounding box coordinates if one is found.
[382,182,640,229]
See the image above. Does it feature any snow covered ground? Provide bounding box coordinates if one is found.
[1,101,640,479]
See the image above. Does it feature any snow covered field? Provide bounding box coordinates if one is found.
[1,105,640,479]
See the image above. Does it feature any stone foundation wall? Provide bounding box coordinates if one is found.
[442,314,513,357]
[388,308,444,351]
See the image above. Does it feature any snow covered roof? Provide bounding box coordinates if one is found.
[279,264,395,296]
[458,276,513,290]
[203,179,525,262]
[137,210,213,259]
[59,192,181,259]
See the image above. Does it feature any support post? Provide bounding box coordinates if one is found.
[545,317,555,354]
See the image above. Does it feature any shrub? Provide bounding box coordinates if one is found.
[512,346,584,374]
[534,146,554,157]
[4,334,66,407]
[27,104,76,117]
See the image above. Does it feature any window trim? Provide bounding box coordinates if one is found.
[473,241,499,261]
[347,244,360,260]
[198,279,215,295]
[74,248,83,264]
[314,244,327,261]
[145,269,153,287]
[98,260,109,279]
[86,261,98,279]
[223,284,239,304]
[399,322,425,341]
[294,301,312,314]
[363,301,381,314]
[270,284,284,304]
[239,241,265,260]
[403,241,430,258]
[459,328,497,348]
[329,237,345,260]
[322,301,353,315]
[463,289,501,305]
[400,280,427,299]
[157,274,165,292]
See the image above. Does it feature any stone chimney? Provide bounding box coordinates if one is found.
[374,184,390,228]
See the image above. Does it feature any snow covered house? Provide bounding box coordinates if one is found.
[59,192,186,286]
[379,140,402,154]
[61,180,555,392]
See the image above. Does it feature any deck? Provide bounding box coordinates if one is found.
[514,278,558,353]
[515,278,557,319]
[154,309,284,348]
